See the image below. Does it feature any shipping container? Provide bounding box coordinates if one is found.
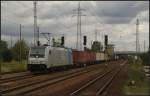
[95,52,105,64]
[88,52,96,64]
[96,52,105,61]
[72,50,96,66]
[72,51,84,65]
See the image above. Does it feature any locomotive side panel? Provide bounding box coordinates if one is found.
[47,47,70,68]
[66,48,73,65]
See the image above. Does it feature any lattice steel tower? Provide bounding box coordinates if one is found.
[33,1,38,46]
[136,18,140,56]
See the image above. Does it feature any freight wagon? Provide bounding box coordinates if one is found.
[72,50,96,67]
[95,52,105,64]
[27,45,111,72]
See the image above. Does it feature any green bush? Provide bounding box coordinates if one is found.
[0,40,13,62]
[124,60,149,94]
[1,61,27,73]
[2,49,13,62]
[128,63,145,83]
[140,51,149,65]
[11,40,29,61]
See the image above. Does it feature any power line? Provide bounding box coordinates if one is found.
[17,1,32,8]
[10,32,13,48]
[86,4,107,43]
[144,40,145,53]
[73,2,86,51]
[2,19,19,25]
[38,4,72,34]
[95,28,98,41]
[40,32,52,45]
[33,1,38,46]
[88,4,105,26]
[136,18,140,58]
[19,24,22,64]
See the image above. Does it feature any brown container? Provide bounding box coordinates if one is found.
[89,52,96,64]
[72,50,96,65]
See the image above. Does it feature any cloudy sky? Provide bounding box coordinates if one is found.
[1,1,149,52]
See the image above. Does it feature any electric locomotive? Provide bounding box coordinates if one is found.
[27,45,73,72]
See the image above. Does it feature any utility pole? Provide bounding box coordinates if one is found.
[20,24,22,64]
[0,25,2,41]
[136,18,140,59]
[95,28,97,41]
[34,1,37,46]
[37,26,40,46]
[73,2,86,51]
[10,32,13,48]
[144,40,145,53]
[77,3,79,50]
[79,3,82,51]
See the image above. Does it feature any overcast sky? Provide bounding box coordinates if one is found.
[1,1,149,52]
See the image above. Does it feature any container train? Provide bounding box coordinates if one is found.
[27,45,111,72]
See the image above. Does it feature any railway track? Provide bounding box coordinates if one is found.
[0,71,29,75]
[70,61,126,96]
[22,61,122,96]
[0,71,34,83]
[0,63,105,96]
[0,60,124,96]
[0,74,35,84]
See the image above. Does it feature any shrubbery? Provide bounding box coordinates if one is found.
[0,40,13,62]
[0,40,29,62]
[140,51,149,65]
[11,40,29,61]
[2,49,13,62]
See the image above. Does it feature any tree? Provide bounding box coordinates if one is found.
[0,40,7,61]
[12,40,29,61]
[0,40,7,49]
[0,40,13,62]
[140,50,149,65]
[0,40,7,60]
[91,41,103,52]
[2,49,13,62]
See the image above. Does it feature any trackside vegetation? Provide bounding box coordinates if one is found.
[123,55,149,95]
[0,40,29,73]
[1,61,27,73]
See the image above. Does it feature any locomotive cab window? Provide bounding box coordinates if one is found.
[30,47,45,58]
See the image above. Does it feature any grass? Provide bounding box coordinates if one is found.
[123,58,149,95]
[1,60,27,73]
[124,85,149,94]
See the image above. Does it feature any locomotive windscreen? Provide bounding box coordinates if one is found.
[30,47,46,58]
